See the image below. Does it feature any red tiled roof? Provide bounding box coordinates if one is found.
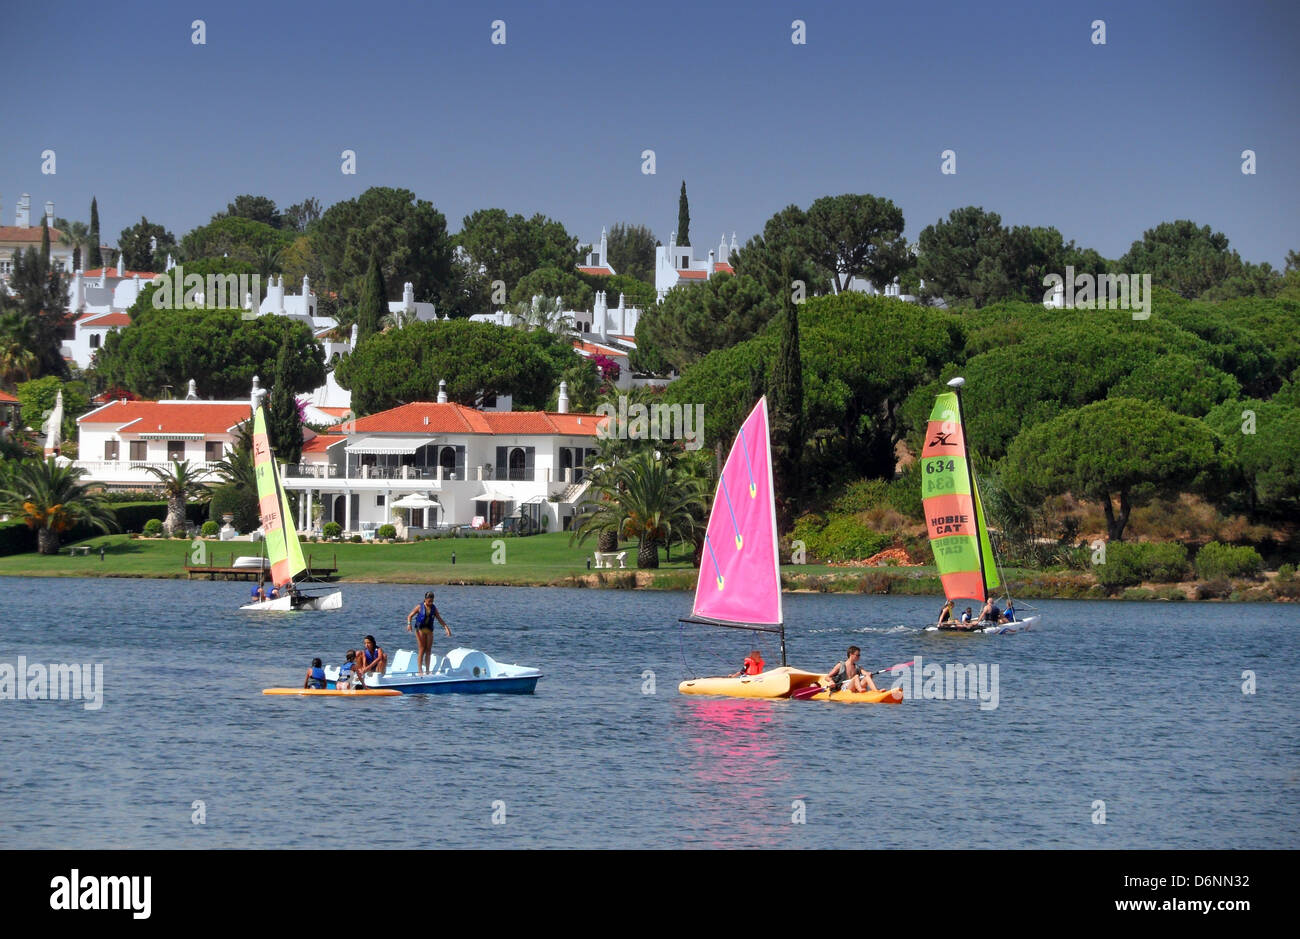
[574,340,628,358]
[315,406,351,417]
[302,434,346,454]
[577,266,613,276]
[337,402,598,437]
[0,390,18,404]
[81,267,159,279]
[78,311,132,327]
[677,269,708,279]
[714,262,734,274]
[0,225,64,243]
[78,400,251,435]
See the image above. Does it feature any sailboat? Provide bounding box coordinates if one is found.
[239,403,342,612]
[922,377,1036,634]
[677,398,901,702]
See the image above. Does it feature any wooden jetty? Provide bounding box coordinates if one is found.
[184,551,339,581]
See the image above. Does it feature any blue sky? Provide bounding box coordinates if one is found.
[2,0,1296,265]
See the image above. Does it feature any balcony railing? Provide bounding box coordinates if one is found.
[75,460,223,480]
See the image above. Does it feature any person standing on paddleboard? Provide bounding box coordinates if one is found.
[406,591,451,675]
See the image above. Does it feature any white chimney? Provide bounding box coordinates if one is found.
[437,379,448,404]
[186,379,198,400]
[599,227,607,266]
[250,375,264,409]
[16,193,31,228]
[403,281,414,313]
[44,201,55,229]
[557,381,569,414]
[116,251,124,276]
[71,271,85,313]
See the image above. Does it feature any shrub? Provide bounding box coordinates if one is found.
[1194,578,1233,600]
[1278,563,1296,579]
[1094,541,1190,590]
[1122,587,1156,601]
[322,522,342,540]
[143,518,164,536]
[377,524,397,540]
[790,514,892,563]
[887,462,924,520]
[209,484,259,534]
[1153,586,1188,601]
[1195,542,1263,580]
[200,521,219,536]
[350,534,362,543]
[831,478,891,514]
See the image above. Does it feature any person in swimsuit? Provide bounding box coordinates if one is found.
[825,646,878,694]
[355,635,387,683]
[303,657,327,690]
[937,599,955,625]
[406,591,451,675]
[729,649,765,677]
[961,607,973,624]
[980,597,1000,624]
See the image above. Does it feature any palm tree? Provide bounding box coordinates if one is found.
[214,420,256,491]
[0,458,117,554]
[56,220,92,271]
[573,450,707,568]
[145,459,210,536]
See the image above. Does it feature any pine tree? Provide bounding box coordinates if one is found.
[89,197,102,269]
[267,334,303,466]
[356,252,387,342]
[40,217,50,270]
[769,258,803,526]
[678,181,690,247]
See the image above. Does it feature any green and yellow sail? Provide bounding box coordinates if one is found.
[921,388,1000,603]
[252,404,306,589]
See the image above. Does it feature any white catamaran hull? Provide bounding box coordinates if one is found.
[925,614,1040,634]
[239,590,343,612]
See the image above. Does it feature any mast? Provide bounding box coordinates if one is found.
[948,377,989,603]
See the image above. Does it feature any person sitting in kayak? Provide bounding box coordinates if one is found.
[355,635,387,683]
[729,649,765,677]
[303,657,327,690]
[826,646,878,694]
[937,599,955,625]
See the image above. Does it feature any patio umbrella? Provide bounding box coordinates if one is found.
[390,493,441,526]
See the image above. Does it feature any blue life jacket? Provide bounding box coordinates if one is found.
[413,604,437,628]
[307,666,326,689]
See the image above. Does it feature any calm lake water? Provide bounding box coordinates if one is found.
[1,577,1296,849]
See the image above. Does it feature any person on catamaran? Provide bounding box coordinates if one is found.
[303,657,327,690]
[406,591,452,675]
[250,583,265,602]
[980,597,1001,624]
[1003,600,1016,623]
[937,599,955,625]
[961,607,973,624]
[355,635,387,683]
[729,649,765,677]
[826,646,878,694]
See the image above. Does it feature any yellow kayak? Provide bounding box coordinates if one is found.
[807,685,904,704]
[678,666,824,699]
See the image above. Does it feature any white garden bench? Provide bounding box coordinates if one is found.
[593,551,627,569]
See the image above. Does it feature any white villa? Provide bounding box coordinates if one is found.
[0,194,76,280]
[655,231,737,299]
[74,388,252,487]
[283,381,601,537]
[72,377,604,537]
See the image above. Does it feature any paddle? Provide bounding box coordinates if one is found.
[791,660,914,700]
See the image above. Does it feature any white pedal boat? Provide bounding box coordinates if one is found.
[327,648,541,695]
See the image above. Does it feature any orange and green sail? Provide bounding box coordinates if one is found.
[252,404,306,588]
[921,389,1000,603]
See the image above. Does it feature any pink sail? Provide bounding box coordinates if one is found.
[691,397,782,626]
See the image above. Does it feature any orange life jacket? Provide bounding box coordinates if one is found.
[743,656,764,675]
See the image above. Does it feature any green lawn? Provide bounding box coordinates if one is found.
[0,531,950,590]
